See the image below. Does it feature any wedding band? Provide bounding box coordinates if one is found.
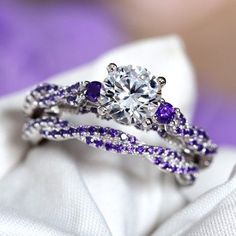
[22,63,218,185]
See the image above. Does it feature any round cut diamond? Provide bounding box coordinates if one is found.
[99,65,161,125]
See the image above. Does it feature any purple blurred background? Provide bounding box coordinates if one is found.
[0,0,235,146]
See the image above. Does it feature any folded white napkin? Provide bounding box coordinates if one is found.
[0,36,235,236]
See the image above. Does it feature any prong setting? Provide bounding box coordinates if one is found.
[107,63,118,73]
[158,76,166,87]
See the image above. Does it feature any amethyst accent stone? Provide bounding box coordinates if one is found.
[48,95,55,101]
[66,87,72,93]
[147,146,154,154]
[157,129,166,137]
[67,95,77,103]
[58,89,65,96]
[109,129,119,137]
[70,82,80,91]
[86,137,92,144]
[126,146,135,154]
[85,81,102,102]
[98,127,107,135]
[171,166,177,172]
[204,148,210,155]
[114,144,124,153]
[189,140,198,146]
[197,129,209,139]
[60,120,68,128]
[176,127,182,135]
[154,147,164,155]
[179,113,186,125]
[187,166,198,173]
[88,126,96,134]
[197,144,204,151]
[51,130,58,136]
[68,127,76,135]
[189,129,194,136]
[128,136,137,144]
[78,126,86,134]
[59,129,67,136]
[155,102,175,124]
[95,140,103,147]
[105,142,113,151]
[154,157,162,165]
[136,146,145,154]
[162,162,170,169]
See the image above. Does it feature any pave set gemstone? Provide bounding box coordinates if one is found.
[23,117,199,175]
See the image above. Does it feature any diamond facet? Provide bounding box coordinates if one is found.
[99,65,161,125]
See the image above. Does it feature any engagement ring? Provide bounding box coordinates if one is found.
[23,63,217,185]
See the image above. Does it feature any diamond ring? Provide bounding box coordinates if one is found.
[23,63,218,185]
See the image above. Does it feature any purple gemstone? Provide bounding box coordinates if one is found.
[59,129,67,136]
[197,129,208,139]
[183,129,189,136]
[68,128,76,135]
[178,167,186,174]
[189,129,194,136]
[45,84,52,91]
[86,137,92,144]
[88,126,96,134]
[154,157,162,165]
[78,126,86,134]
[60,121,68,128]
[176,127,182,135]
[189,140,198,146]
[66,87,72,93]
[129,136,137,144]
[58,89,65,97]
[105,142,113,151]
[155,102,175,124]
[162,162,170,169]
[126,146,134,154]
[179,113,186,125]
[204,148,210,155]
[67,95,77,103]
[171,166,177,172]
[85,81,102,102]
[48,95,55,101]
[99,127,107,135]
[51,130,58,136]
[109,129,119,137]
[157,129,166,137]
[166,149,174,156]
[197,144,203,151]
[114,144,124,153]
[187,166,198,173]
[136,146,144,154]
[95,140,103,147]
[154,147,164,155]
[147,146,154,154]
[70,82,80,91]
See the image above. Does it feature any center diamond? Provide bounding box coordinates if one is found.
[99,65,162,125]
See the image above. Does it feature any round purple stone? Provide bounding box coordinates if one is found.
[85,81,102,102]
[155,102,175,124]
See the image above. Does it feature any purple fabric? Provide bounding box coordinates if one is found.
[194,88,236,146]
[0,0,125,95]
[0,1,235,147]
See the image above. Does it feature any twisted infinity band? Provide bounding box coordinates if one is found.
[22,63,217,185]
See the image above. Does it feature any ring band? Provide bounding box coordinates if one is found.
[22,63,218,185]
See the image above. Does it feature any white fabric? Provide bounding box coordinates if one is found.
[0,36,235,236]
